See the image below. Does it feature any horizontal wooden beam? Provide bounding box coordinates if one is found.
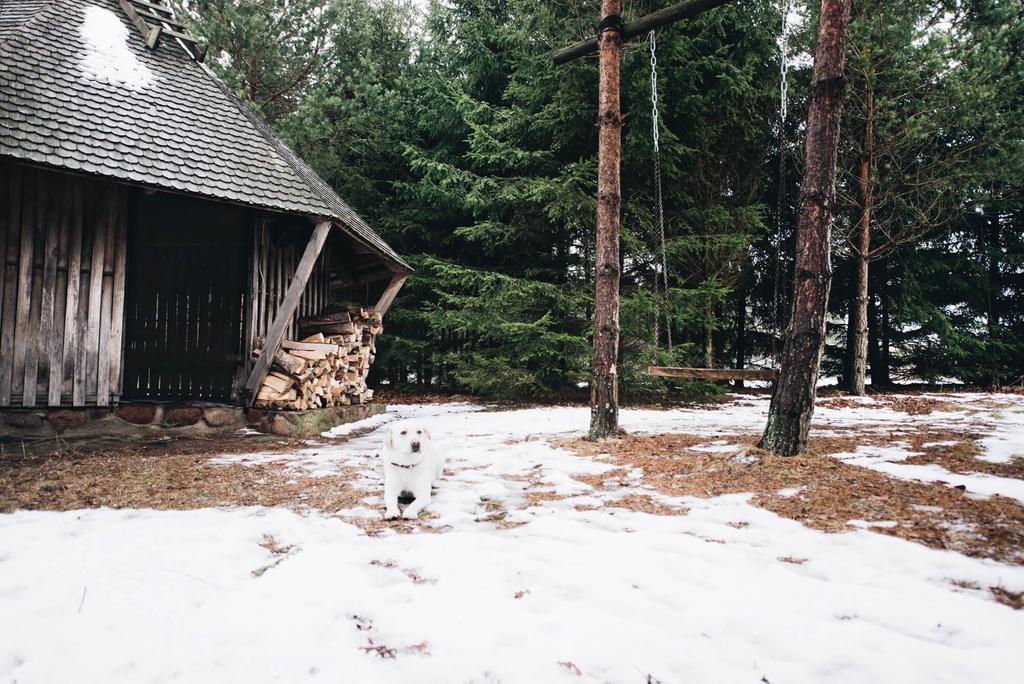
[648,366,778,381]
[552,0,737,65]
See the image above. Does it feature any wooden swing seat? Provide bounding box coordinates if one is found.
[647,366,779,382]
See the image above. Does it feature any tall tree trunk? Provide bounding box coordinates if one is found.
[760,0,850,456]
[850,78,873,395]
[735,286,747,389]
[589,0,622,440]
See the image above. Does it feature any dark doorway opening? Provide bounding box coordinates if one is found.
[123,191,250,402]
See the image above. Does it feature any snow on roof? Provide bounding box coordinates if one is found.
[0,0,408,273]
[79,6,154,90]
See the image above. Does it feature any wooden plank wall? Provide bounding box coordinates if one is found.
[121,202,248,403]
[247,220,331,360]
[0,161,128,407]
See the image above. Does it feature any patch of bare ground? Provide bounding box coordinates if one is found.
[990,586,1024,609]
[604,493,683,516]
[553,433,1024,565]
[818,395,965,414]
[901,435,1024,479]
[373,389,481,406]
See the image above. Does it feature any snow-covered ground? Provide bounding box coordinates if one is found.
[2,394,1024,683]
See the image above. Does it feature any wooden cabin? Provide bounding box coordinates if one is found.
[0,0,409,412]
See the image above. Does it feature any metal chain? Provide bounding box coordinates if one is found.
[650,30,660,153]
[779,0,792,123]
[650,30,672,353]
[772,1,792,362]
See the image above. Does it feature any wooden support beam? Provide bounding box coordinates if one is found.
[372,272,408,316]
[552,0,736,64]
[648,366,778,381]
[134,9,187,29]
[244,221,331,406]
[118,0,161,48]
[128,0,176,15]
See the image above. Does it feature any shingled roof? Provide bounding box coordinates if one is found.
[0,0,409,272]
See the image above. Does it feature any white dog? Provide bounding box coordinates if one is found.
[381,420,444,520]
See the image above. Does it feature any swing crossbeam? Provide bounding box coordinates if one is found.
[552,0,737,64]
[648,366,778,382]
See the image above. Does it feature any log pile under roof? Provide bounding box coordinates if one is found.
[253,307,382,410]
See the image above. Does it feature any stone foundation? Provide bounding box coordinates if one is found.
[0,403,385,442]
[246,404,385,438]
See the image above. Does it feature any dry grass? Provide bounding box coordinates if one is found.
[604,493,683,516]
[553,432,1024,565]
[990,586,1024,609]
[0,435,367,515]
[4,394,1022,569]
[901,436,1024,479]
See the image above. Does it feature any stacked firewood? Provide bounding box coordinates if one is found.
[253,307,383,410]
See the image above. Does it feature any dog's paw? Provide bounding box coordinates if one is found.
[384,508,401,520]
[401,508,423,520]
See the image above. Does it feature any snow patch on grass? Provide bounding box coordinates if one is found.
[4,393,1024,681]
[832,443,1024,504]
[2,502,1023,683]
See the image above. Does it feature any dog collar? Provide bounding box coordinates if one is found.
[389,461,422,469]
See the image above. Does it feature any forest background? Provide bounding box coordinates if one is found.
[178,0,1024,399]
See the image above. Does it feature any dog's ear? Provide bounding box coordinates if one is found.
[383,428,394,450]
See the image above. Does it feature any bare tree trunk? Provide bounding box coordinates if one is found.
[589,0,623,440]
[850,82,873,395]
[760,0,851,456]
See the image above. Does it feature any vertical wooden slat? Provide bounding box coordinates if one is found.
[16,172,40,405]
[286,245,293,339]
[209,258,222,396]
[50,177,70,405]
[276,242,283,333]
[0,164,8,359]
[96,187,116,406]
[73,181,92,405]
[156,247,169,399]
[85,187,108,400]
[326,243,332,306]
[243,220,259,378]
[38,175,61,405]
[266,237,274,339]
[170,245,182,395]
[206,258,216,396]
[108,185,128,402]
[0,164,21,405]
[258,223,265,339]
[63,179,83,403]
